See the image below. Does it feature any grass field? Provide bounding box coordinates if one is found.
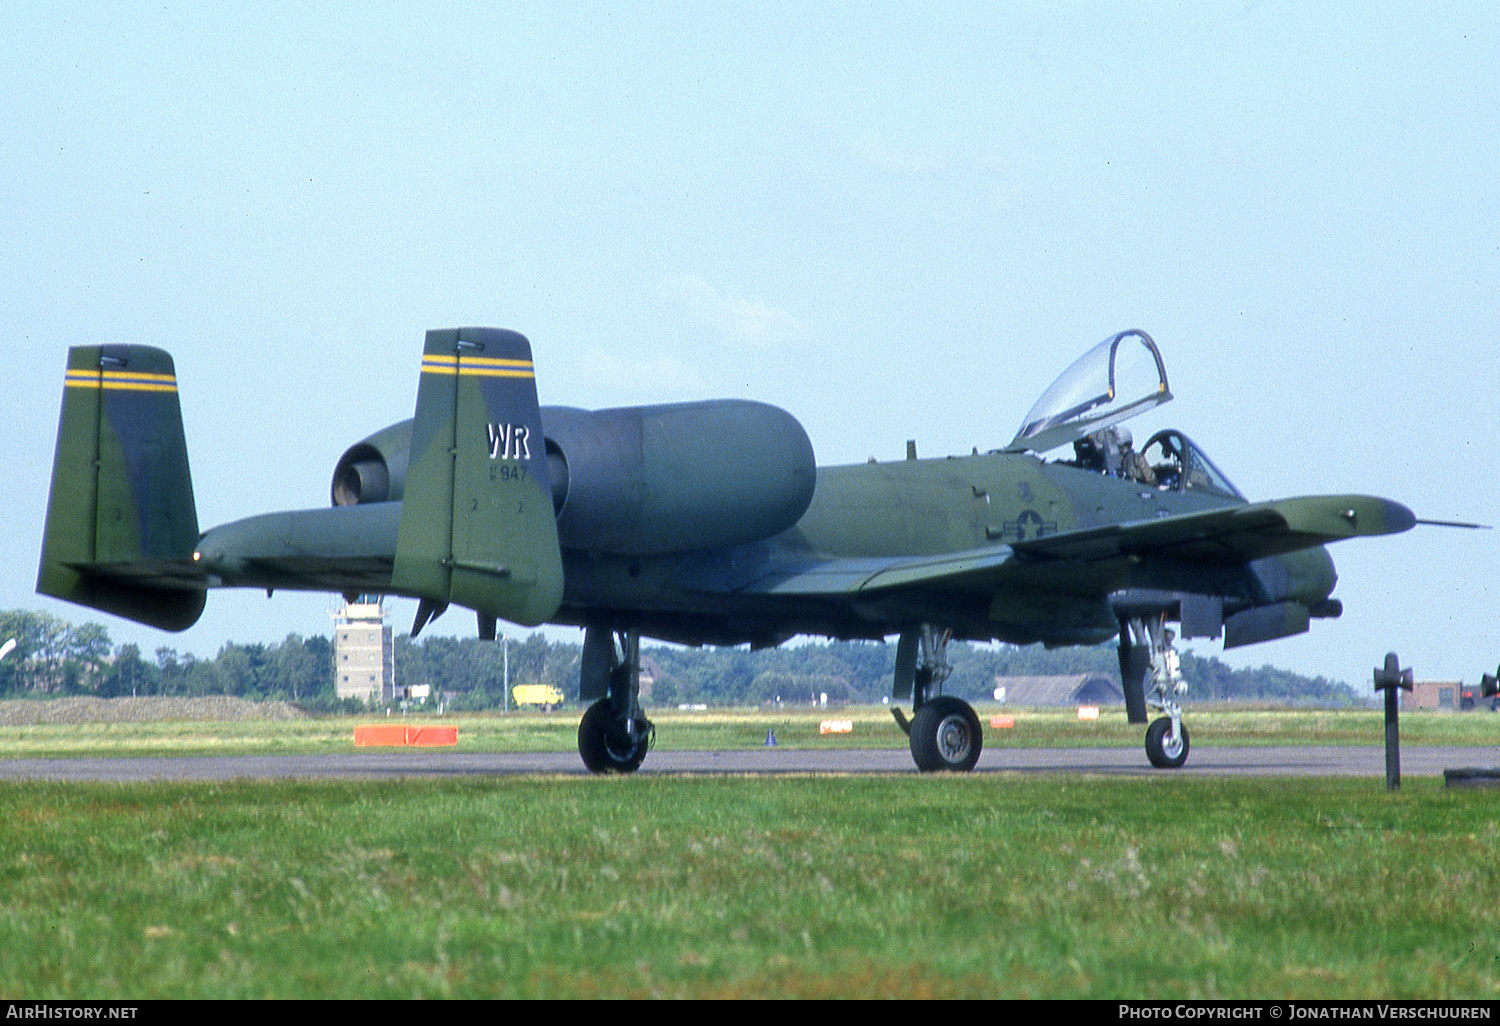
[2,774,1497,999]
[1,703,1497,759]
[2,706,1497,999]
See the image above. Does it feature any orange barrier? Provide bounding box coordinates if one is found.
[408,725,458,747]
[354,725,458,747]
[354,725,408,747]
[989,715,1015,729]
[818,719,854,734]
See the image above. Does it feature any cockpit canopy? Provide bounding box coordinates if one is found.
[1136,429,1244,500]
[1008,330,1171,455]
[1007,330,1244,500]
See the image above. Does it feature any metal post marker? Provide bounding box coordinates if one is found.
[1373,652,1413,792]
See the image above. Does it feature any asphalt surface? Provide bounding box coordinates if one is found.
[1,745,1498,781]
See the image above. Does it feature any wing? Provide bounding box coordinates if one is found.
[742,546,1017,596]
[742,494,1415,598]
[1006,493,1415,567]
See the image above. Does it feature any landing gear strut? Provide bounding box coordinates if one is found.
[577,626,654,773]
[892,626,982,772]
[1119,614,1189,769]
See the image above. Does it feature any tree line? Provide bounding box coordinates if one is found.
[0,608,1366,711]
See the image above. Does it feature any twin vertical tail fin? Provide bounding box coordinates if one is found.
[391,328,565,630]
[36,345,206,630]
[37,330,564,635]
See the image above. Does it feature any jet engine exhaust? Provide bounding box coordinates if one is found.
[331,453,390,506]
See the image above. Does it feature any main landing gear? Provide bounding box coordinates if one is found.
[576,626,654,773]
[891,626,983,772]
[1118,614,1189,769]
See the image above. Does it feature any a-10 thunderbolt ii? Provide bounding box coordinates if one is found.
[39,328,1421,772]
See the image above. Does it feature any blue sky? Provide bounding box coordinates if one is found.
[4,3,1497,689]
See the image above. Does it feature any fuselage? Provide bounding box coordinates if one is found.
[194,430,1338,650]
[543,445,1338,647]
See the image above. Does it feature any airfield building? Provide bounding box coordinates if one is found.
[1404,680,1466,712]
[991,674,1124,707]
[334,599,394,705]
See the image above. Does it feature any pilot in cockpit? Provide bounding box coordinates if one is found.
[1119,430,1155,485]
[1072,432,1105,473]
[1074,427,1155,484]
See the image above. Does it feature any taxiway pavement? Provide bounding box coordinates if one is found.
[1,745,1496,781]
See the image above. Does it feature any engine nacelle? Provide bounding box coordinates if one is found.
[330,420,410,506]
[330,400,817,556]
[545,401,815,555]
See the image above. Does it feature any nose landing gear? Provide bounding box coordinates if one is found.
[1144,713,1189,769]
[1120,613,1191,770]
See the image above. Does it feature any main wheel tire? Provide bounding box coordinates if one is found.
[578,699,652,773]
[909,696,983,772]
[1144,716,1189,769]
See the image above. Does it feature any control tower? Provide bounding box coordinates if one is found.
[333,597,394,704]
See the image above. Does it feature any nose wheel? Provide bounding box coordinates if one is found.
[1144,716,1189,769]
[1120,613,1192,769]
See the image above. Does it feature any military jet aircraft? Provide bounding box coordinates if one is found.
[39,328,1420,772]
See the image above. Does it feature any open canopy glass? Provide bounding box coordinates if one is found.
[1008,330,1172,455]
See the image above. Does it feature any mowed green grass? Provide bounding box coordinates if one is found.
[2,774,1497,999]
[2,704,1498,759]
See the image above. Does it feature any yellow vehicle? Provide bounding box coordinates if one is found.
[512,684,565,710]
